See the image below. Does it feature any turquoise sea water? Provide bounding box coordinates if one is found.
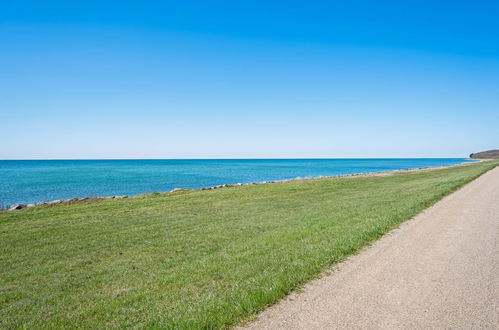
[0,159,473,208]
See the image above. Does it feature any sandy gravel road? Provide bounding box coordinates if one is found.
[244,166,499,329]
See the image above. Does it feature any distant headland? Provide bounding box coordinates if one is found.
[469,149,499,159]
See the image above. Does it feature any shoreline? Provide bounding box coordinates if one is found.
[2,159,480,211]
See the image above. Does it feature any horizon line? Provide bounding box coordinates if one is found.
[0,157,470,161]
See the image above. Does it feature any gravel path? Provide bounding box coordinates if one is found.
[243,166,499,329]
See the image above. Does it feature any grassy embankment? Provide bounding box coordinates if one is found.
[1,160,498,329]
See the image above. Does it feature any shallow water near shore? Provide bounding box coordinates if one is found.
[0,158,473,207]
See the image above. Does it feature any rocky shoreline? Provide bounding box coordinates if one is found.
[6,195,129,211]
[2,161,476,212]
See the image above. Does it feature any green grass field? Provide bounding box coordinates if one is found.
[1,160,498,329]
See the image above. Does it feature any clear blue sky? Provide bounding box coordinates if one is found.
[1,1,498,159]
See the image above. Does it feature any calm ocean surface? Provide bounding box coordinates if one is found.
[0,159,473,207]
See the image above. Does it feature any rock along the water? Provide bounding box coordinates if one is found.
[8,204,27,211]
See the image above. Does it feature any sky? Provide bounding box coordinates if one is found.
[1,1,498,159]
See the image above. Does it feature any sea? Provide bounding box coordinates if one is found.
[0,158,473,208]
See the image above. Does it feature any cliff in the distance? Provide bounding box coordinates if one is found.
[469,149,499,159]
